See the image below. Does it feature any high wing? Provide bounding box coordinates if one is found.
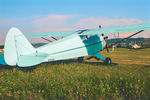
[81,23,150,36]
[25,30,79,38]
[25,23,150,38]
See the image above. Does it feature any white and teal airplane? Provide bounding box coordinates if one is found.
[0,23,150,67]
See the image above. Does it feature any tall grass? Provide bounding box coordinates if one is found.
[0,63,149,100]
[0,48,150,99]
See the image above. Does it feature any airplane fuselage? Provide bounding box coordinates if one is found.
[36,34,106,62]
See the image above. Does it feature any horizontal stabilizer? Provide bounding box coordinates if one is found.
[17,53,48,67]
[0,54,7,65]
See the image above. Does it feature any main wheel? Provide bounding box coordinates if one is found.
[105,57,111,65]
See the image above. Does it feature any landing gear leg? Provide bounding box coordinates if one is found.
[94,52,111,65]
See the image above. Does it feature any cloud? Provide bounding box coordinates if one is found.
[0,20,12,25]
[32,15,146,32]
[32,14,76,32]
[75,17,144,28]
[31,16,149,38]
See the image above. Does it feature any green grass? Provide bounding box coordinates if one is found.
[0,48,150,100]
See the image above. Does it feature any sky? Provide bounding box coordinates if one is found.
[0,0,150,44]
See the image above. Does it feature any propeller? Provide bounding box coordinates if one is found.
[99,25,109,53]
[104,36,109,52]
[99,23,144,53]
[106,43,109,52]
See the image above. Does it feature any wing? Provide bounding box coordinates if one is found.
[25,23,150,38]
[25,30,79,38]
[81,23,150,35]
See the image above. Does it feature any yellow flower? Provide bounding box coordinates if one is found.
[17,90,21,94]
[42,90,44,93]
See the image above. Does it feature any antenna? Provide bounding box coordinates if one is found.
[118,33,119,38]
[99,25,101,29]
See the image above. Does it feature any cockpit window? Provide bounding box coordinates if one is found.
[82,35,88,41]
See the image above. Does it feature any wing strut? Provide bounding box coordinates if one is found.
[52,37,57,41]
[105,30,144,50]
[41,37,52,42]
[114,30,144,45]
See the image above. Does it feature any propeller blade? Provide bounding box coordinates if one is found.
[106,44,109,53]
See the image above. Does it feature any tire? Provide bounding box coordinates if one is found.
[77,57,84,62]
[105,57,111,65]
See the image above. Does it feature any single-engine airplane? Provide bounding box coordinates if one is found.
[130,43,142,49]
[0,23,150,67]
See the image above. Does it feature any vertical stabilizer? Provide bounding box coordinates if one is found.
[4,27,36,66]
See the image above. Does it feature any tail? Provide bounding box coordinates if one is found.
[4,27,36,66]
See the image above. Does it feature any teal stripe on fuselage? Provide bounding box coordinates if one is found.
[37,34,104,62]
[44,40,102,56]
[39,34,103,57]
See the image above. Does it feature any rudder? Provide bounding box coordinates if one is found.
[4,27,36,66]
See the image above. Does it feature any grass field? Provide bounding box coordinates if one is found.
[0,48,150,100]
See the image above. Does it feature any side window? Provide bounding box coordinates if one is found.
[83,35,88,41]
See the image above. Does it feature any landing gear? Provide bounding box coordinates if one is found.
[77,57,84,62]
[105,57,111,65]
[93,52,111,65]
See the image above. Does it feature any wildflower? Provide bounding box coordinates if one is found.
[17,90,21,94]
[113,95,115,99]
[42,90,44,93]
[120,77,123,80]
[34,95,38,98]
[130,83,132,87]
[20,78,24,81]
[28,91,32,95]
[143,82,145,84]
[2,88,6,91]
[4,92,8,95]
[41,97,43,100]
[76,91,79,94]
[38,90,41,93]
[23,91,25,93]
[29,96,32,100]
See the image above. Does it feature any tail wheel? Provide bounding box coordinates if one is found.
[77,57,84,62]
[105,57,111,65]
